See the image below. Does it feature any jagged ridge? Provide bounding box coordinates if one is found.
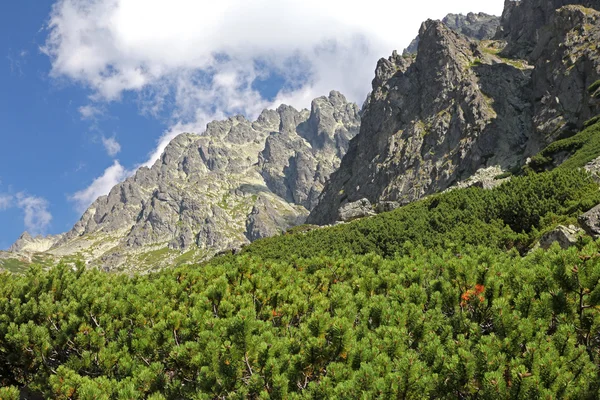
[308,0,600,225]
[8,92,359,271]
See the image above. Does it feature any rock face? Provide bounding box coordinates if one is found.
[8,232,64,253]
[309,0,600,225]
[38,92,359,270]
[404,12,500,55]
[497,0,600,58]
[579,204,600,238]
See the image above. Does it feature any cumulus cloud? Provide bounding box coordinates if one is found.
[47,0,504,210]
[44,0,503,109]
[16,194,53,235]
[102,136,121,156]
[69,160,131,212]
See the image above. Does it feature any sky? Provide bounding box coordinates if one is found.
[0,0,504,249]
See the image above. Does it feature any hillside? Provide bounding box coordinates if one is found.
[0,92,359,272]
[308,2,600,225]
[3,166,600,398]
[3,0,600,397]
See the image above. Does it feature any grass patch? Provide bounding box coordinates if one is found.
[174,249,204,266]
[468,58,482,68]
[136,246,174,267]
[493,171,513,180]
[0,258,30,274]
[589,80,600,94]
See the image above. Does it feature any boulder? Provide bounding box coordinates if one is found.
[538,225,582,249]
[338,199,376,222]
[376,201,401,214]
[579,205,600,238]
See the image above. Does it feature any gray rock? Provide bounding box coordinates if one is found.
[40,93,359,270]
[245,196,306,242]
[497,0,600,59]
[375,201,401,214]
[309,19,531,225]
[9,232,64,253]
[451,166,511,191]
[538,225,582,249]
[258,91,360,210]
[339,199,376,222]
[584,155,600,182]
[579,204,600,238]
[404,12,500,55]
[309,1,600,226]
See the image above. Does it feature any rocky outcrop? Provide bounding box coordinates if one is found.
[42,92,359,270]
[338,199,375,222]
[309,19,533,224]
[579,204,600,238]
[450,166,511,190]
[309,0,600,225]
[404,12,500,55]
[8,232,64,253]
[497,0,600,58]
[527,5,600,143]
[258,92,358,210]
[537,225,582,249]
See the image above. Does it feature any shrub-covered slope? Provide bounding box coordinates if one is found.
[3,168,600,398]
[239,168,600,262]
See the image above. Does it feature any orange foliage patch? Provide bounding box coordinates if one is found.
[461,284,485,307]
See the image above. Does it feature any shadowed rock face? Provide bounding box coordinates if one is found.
[498,0,600,58]
[309,0,600,225]
[42,91,359,270]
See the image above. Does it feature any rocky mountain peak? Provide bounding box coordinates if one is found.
[39,93,359,271]
[8,232,64,253]
[309,0,600,225]
[403,12,500,55]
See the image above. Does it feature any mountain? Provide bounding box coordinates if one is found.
[8,232,64,253]
[6,0,600,397]
[403,12,500,55]
[2,92,359,271]
[4,0,600,270]
[308,1,600,225]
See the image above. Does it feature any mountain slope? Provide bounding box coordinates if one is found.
[4,167,600,398]
[309,0,600,225]
[13,92,359,271]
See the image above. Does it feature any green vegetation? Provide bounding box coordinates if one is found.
[493,171,512,180]
[0,258,31,274]
[237,168,600,260]
[528,118,600,171]
[2,169,600,398]
[467,58,482,68]
[589,79,600,94]
[500,58,529,70]
[4,242,600,398]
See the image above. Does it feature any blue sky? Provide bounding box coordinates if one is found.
[0,0,504,249]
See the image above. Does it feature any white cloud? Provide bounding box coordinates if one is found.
[44,0,503,109]
[16,194,53,235]
[102,135,121,156]
[46,0,505,210]
[69,160,131,212]
[0,194,13,210]
[79,104,103,120]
